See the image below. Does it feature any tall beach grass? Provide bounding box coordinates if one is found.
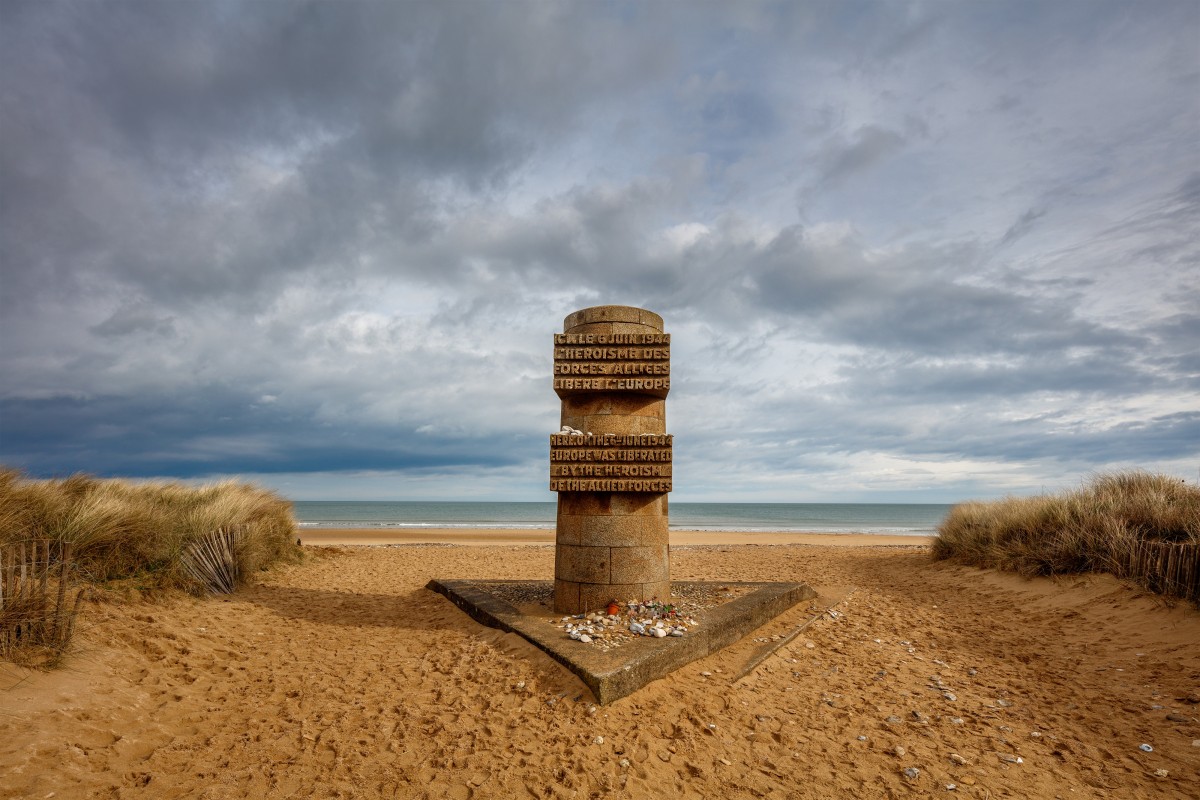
[0,467,299,592]
[933,471,1200,596]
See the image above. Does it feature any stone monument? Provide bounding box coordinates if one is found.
[550,305,672,614]
[428,305,813,702]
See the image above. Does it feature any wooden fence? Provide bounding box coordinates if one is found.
[0,539,84,658]
[1118,539,1200,604]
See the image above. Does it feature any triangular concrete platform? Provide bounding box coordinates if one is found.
[426,579,816,704]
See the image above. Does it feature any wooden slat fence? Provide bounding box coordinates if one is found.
[1118,540,1200,603]
[0,539,85,658]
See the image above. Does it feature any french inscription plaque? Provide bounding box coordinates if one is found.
[553,333,671,398]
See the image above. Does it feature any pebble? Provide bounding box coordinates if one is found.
[903,767,920,780]
[946,784,957,791]
[1166,713,1193,723]
[886,716,902,724]
[719,758,732,766]
[857,736,868,741]
[594,736,604,745]
[579,634,592,644]
[1029,731,1041,739]
[950,717,964,725]
[967,668,977,677]
[619,758,630,768]
[701,671,712,677]
[653,628,667,638]
[949,754,967,765]
[1139,743,1153,752]
[516,681,526,690]
[997,753,1023,764]
[943,692,957,702]
[1193,740,1200,748]
[587,705,597,715]
[996,698,1012,707]
[893,746,906,757]
[1154,769,1169,777]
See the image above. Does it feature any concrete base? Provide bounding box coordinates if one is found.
[426,579,816,704]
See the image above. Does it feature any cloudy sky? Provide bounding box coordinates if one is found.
[2,0,1197,503]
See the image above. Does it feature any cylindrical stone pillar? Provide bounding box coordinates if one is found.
[550,305,672,614]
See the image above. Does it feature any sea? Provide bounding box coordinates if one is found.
[291,501,951,536]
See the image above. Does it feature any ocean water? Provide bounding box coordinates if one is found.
[291,501,952,535]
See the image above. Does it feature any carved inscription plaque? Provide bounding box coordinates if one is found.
[553,333,670,398]
[549,434,673,493]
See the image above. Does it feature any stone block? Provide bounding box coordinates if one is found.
[553,579,580,613]
[566,395,664,419]
[555,522,581,546]
[611,321,659,335]
[638,308,664,328]
[555,544,610,584]
[564,322,612,336]
[639,580,672,603]
[563,396,614,417]
[610,545,669,584]
[558,493,665,517]
[579,414,664,435]
[565,305,654,330]
[579,582,644,612]
[559,514,668,548]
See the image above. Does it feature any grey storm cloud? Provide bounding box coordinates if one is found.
[816,125,908,187]
[2,0,1197,501]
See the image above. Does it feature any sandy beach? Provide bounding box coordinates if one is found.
[3,531,1198,799]
[297,528,935,547]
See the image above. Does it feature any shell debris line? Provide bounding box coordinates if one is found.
[554,584,755,651]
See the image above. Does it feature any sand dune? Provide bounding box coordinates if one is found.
[3,535,1198,798]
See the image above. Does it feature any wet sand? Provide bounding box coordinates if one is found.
[3,534,1198,799]
[297,527,934,547]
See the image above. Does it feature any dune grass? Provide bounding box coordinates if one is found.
[0,467,299,593]
[932,471,1200,589]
